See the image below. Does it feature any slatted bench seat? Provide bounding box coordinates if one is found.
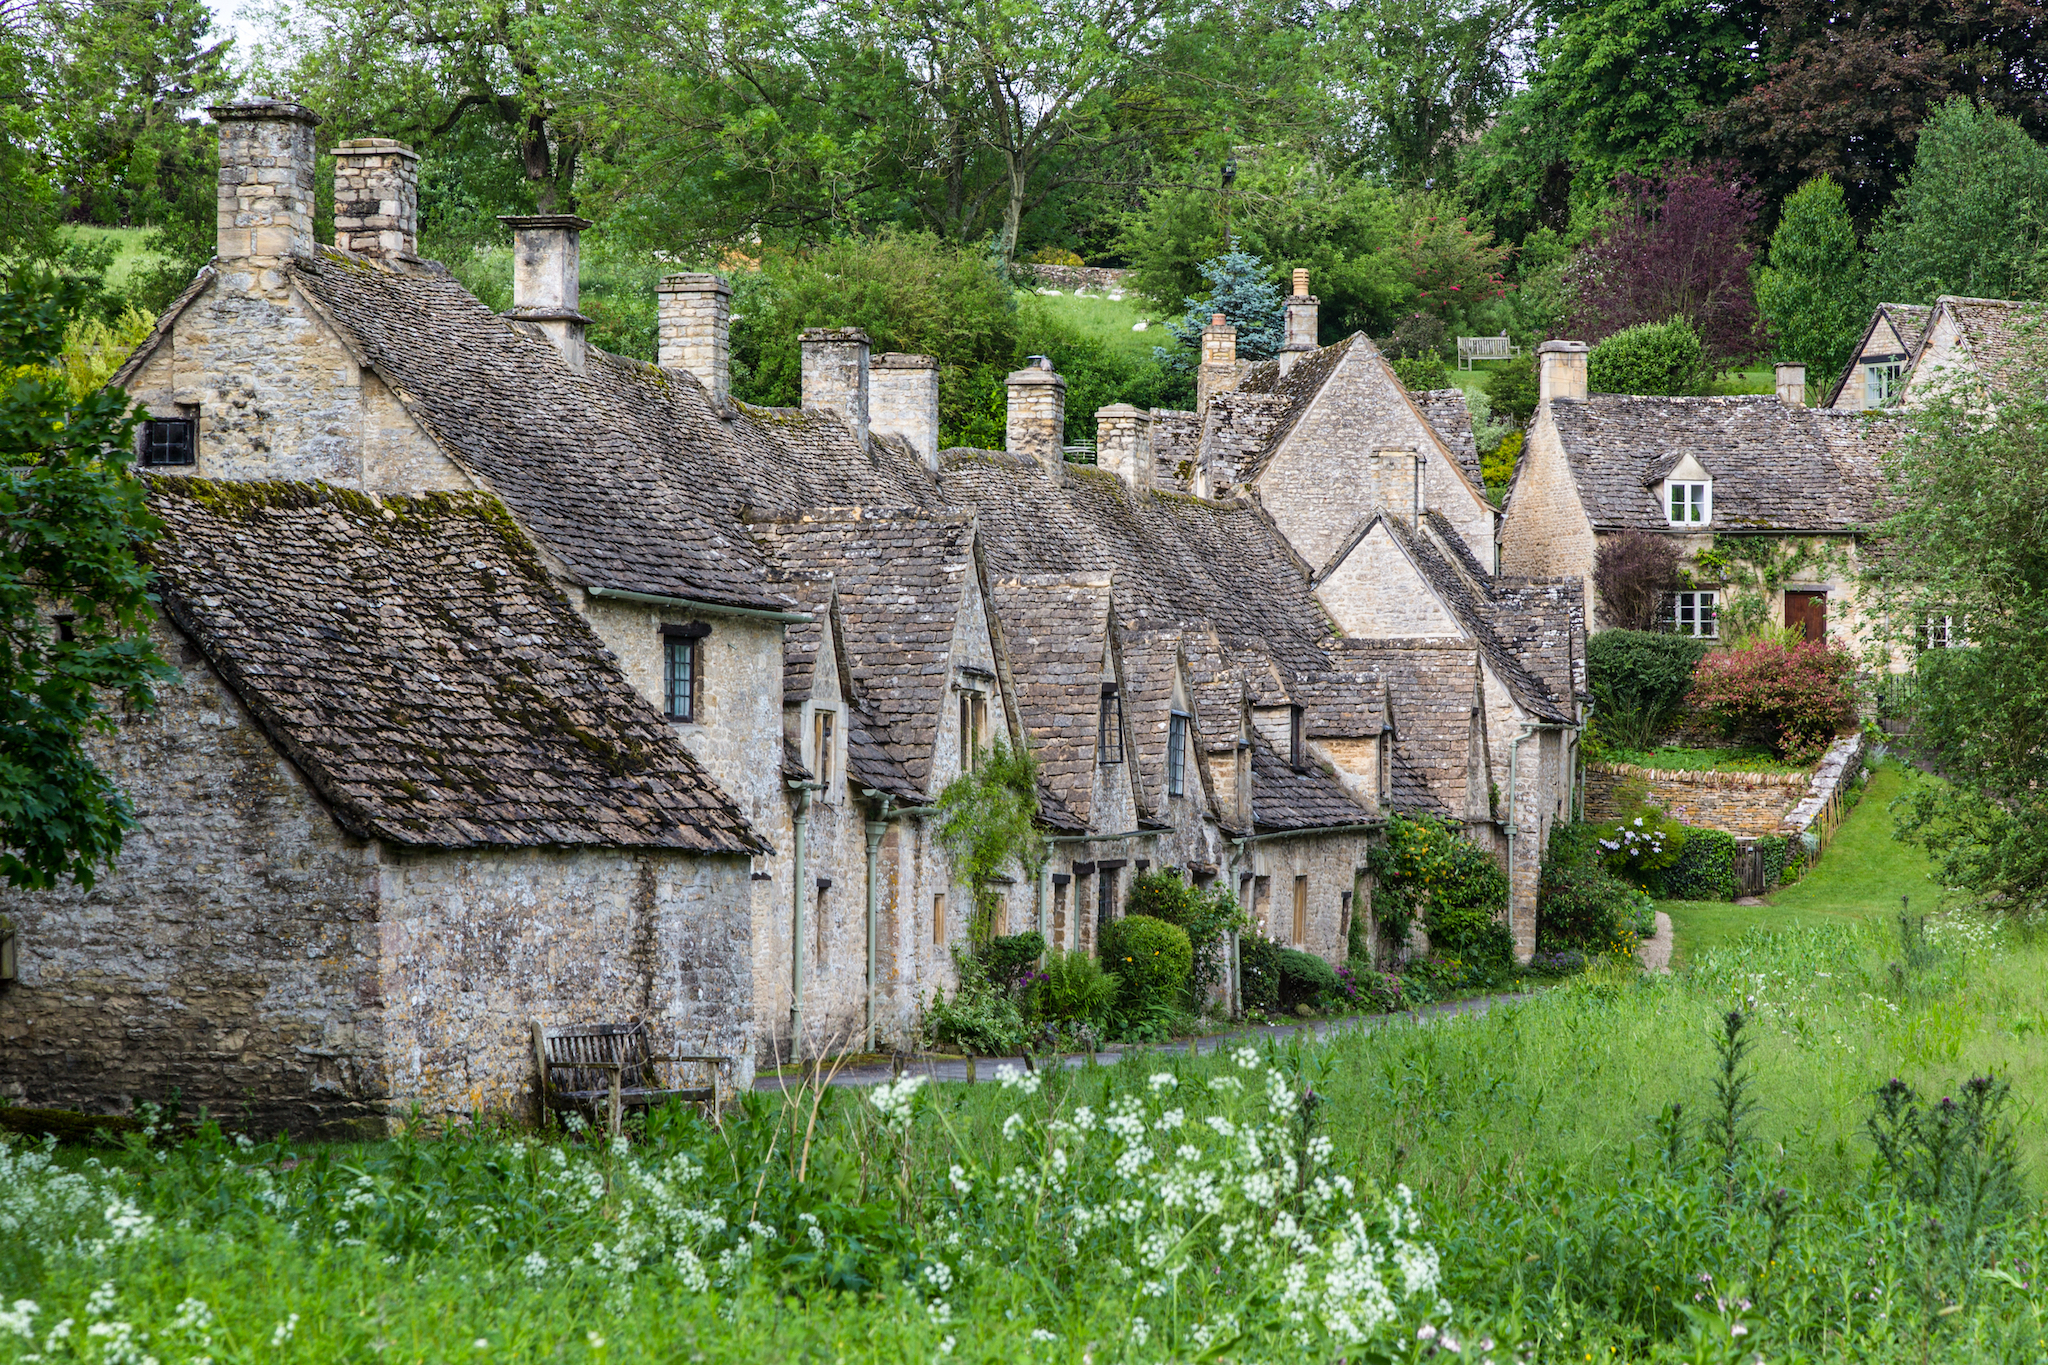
[1457,334,1522,369]
[532,1021,729,1136]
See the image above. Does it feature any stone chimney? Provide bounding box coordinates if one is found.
[210,98,320,298]
[656,273,732,406]
[1279,269,1319,376]
[332,138,418,260]
[1006,357,1066,473]
[500,215,594,373]
[1095,404,1153,491]
[1537,339,1590,404]
[1197,314,1240,415]
[1775,363,1807,407]
[801,327,871,446]
[871,353,940,471]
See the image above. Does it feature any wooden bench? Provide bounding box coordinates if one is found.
[531,1021,729,1137]
[1457,334,1521,369]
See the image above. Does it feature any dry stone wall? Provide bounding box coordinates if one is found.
[1584,762,1808,836]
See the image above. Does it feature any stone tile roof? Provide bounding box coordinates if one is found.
[1117,629,1195,819]
[746,507,977,795]
[146,477,762,853]
[772,576,836,706]
[1291,663,1387,740]
[1221,335,1357,484]
[1549,395,1895,533]
[1248,732,1372,831]
[1151,410,1204,493]
[1332,638,1481,817]
[988,575,1114,832]
[1198,390,1289,492]
[1942,296,2048,375]
[846,703,923,805]
[1415,389,1487,490]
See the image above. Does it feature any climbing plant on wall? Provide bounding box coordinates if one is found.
[1688,534,1856,642]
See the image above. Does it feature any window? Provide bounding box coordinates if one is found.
[1292,875,1308,946]
[1052,876,1070,948]
[1377,733,1391,805]
[815,879,831,970]
[812,707,835,784]
[1098,683,1123,764]
[1667,481,1710,525]
[1289,705,1306,770]
[1252,876,1271,936]
[959,691,987,772]
[143,418,195,468]
[1665,590,1718,639]
[1919,615,1960,650]
[661,623,708,720]
[932,894,945,945]
[1166,712,1189,796]
[1096,866,1119,951]
[1866,362,1903,408]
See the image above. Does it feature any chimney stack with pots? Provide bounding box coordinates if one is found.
[1006,356,1066,473]
[1536,339,1590,404]
[210,98,320,298]
[871,353,941,471]
[1095,404,1153,492]
[801,327,872,447]
[332,138,419,260]
[1775,363,1808,407]
[1279,269,1319,376]
[500,215,594,373]
[1197,314,1240,415]
[657,273,733,406]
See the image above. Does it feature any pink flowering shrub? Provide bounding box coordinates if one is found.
[1686,640,1854,761]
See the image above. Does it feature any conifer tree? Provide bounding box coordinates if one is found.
[1756,175,1868,381]
[1869,100,2048,306]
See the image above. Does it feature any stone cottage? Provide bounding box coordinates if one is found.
[1498,340,1898,653]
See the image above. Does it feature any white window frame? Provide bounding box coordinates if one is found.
[1667,480,1711,526]
[1866,362,1903,408]
[1666,590,1719,639]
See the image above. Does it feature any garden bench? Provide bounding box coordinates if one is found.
[1457,334,1521,369]
[531,1021,729,1137]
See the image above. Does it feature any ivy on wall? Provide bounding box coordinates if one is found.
[1684,534,1856,641]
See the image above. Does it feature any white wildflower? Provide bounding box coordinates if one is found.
[1148,1071,1178,1093]
[948,1164,973,1196]
[871,1074,929,1127]
[1002,1113,1025,1142]
[85,1283,117,1319]
[0,1301,36,1340]
[1130,1316,1150,1346]
[1030,1328,1058,1342]
[522,1252,549,1280]
[272,1313,299,1345]
[938,1334,956,1355]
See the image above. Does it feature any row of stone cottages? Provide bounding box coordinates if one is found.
[0,100,1595,1135]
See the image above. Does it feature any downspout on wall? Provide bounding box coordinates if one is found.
[788,779,826,1059]
[861,793,898,1053]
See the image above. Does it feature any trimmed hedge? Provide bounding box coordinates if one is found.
[1277,947,1340,1011]
[1647,825,1739,901]
[1757,833,1793,888]
[1238,934,1282,1013]
[1099,914,1192,1011]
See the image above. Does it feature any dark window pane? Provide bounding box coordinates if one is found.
[144,419,195,467]
[665,637,695,720]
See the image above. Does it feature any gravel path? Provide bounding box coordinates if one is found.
[753,990,1529,1092]
[1638,911,1675,974]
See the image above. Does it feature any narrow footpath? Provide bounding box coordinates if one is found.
[754,990,1527,1091]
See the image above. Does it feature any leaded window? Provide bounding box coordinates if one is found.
[1166,712,1189,796]
[144,418,195,467]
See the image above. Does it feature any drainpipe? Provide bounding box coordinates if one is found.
[862,794,896,1054]
[1035,841,1052,947]
[787,779,826,1059]
[1504,723,1572,959]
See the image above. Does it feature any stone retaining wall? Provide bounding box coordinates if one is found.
[1017,264,1130,292]
[1585,763,1808,837]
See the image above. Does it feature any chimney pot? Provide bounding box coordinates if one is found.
[1536,339,1590,404]
[1005,362,1067,473]
[801,327,871,446]
[1095,404,1153,492]
[500,215,594,373]
[332,138,418,259]
[1775,362,1808,407]
[210,98,320,296]
[657,272,733,406]
[872,352,941,471]
[1292,268,1309,297]
[1280,269,1319,374]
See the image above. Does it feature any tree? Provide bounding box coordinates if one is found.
[1593,528,1681,631]
[1567,162,1765,367]
[1587,316,1707,395]
[933,740,1047,946]
[1396,198,1509,327]
[1867,99,2048,307]
[1157,248,1285,368]
[1712,0,2048,228]
[0,273,169,889]
[1872,309,2048,913]
[1755,175,1868,380]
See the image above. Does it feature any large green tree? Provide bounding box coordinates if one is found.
[1755,174,1868,379]
[1867,99,2048,306]
[1874,309,2048,913]
[0,273,168,889]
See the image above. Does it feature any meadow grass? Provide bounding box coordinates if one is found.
[61,225,164,294]
[1663,761,1938,963]
[1019,291,1161,364]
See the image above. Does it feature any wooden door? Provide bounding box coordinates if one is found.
[1784,591,1827,641]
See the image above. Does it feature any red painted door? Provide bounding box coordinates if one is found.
[1784,591,1827,641]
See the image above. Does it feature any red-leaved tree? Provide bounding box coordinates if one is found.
[1687,639,1855,761]
[1567,163,1767,367]
[1593,530,1681,632]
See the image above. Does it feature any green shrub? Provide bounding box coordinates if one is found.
[1123,869,1247,1004]
[1238,933,1283,1014]
[1099,914,1192,1012]
[980,932,1045,988]
[1688,639,1856,761]
[1367,814,1509,946]
[920,955,1026,1055]
[1276,947,1340,1012]
[1481,428,1522,492]
[1390,354,1449,391]
[1487,351,1539,423]
[1587,316,1707,395]
[1036,948,1118,1029]
[1757,833,1795,887]
[1645,825,1739,901]
[1423,900,1516,988]
[1538,822,1644,955]
[1594,808,1690,881]
[1338,960,1406,1012]
[1587,630,1711,752]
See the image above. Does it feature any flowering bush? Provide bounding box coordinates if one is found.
[921,954,1026,1055]
[1539,822,1648,954]
[1099,914,1192,1015]
[1367,814,1508,948]
[1336,963,1406,1013]
[1596,809,1689,880]
[1687,638,1854,760]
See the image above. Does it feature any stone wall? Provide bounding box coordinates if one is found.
[1016,264,1129,292]
[1497,406,1597,615]
[1317,521,1464,637]
[1584,761,1808,836]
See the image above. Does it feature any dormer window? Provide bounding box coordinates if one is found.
[1289,705,1305,770]
[812,707,836,784]
[1667,481,1710,526]
[1865,362,1903,408]
[1098,683,1123,764]
[959,691,987,772]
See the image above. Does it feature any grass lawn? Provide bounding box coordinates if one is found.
[63,224,165,296]
[1662,760,1937,965]
[1605,743,1806,773]
[1019,290,1161,365]
[1708,364,1776,395]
